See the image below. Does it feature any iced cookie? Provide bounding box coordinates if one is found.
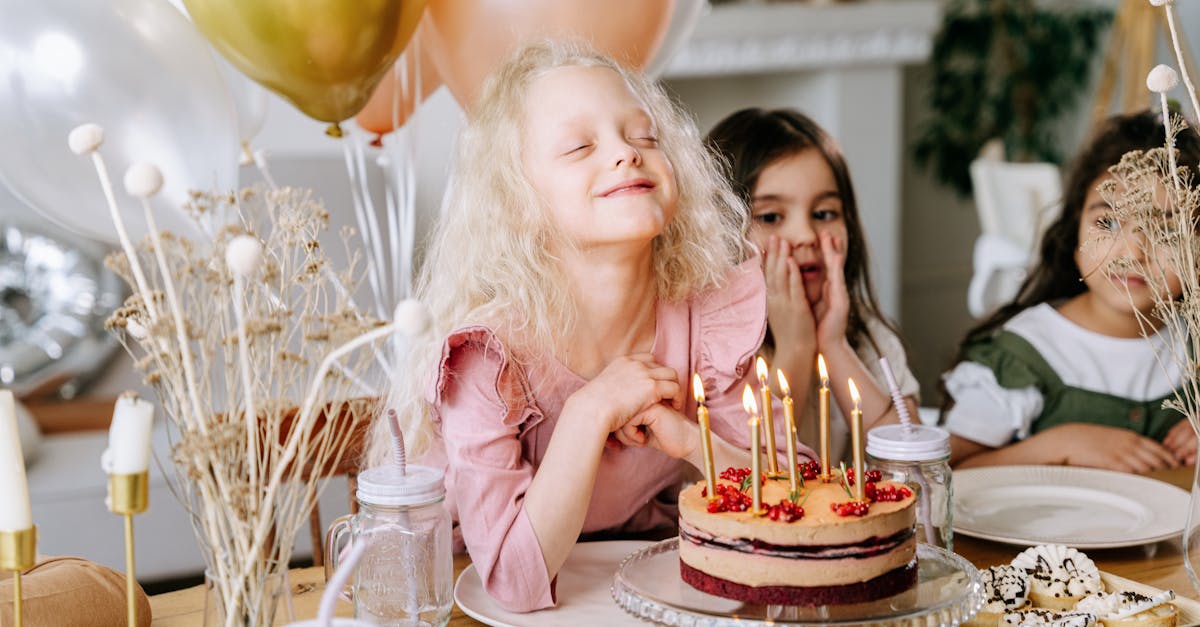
[968,565,1033,627]
[1075,590,1178,627]
[1001,608,1097,627]
[1011,545,1102,610]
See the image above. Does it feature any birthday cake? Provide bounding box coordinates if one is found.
[678,464,918,606]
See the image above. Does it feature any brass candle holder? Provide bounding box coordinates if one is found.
[1,526,37,627]
[109,472,149,627]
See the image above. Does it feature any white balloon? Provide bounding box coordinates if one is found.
[645,0,709,79]
[0,0,239,245]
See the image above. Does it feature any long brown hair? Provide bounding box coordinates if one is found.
[705,107,895,353]
[956,110,1200,351]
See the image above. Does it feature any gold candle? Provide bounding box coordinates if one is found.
[777,369,800,495]
[693,374,717,502]
[817,354,831,481]
[755,357,779,476]
[848,377,864,502]
[742,385,764,514]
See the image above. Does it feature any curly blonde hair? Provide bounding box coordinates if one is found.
[375,39,750,461]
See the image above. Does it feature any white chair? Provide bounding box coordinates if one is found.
[967,153,1062,318]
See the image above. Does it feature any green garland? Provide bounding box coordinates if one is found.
[913,0,1112,196]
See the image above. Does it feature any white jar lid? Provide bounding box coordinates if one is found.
[866,424,950,462]
[357,464,444,507]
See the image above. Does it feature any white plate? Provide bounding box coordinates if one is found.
[952,466,1189,548]
[454,540,653,627]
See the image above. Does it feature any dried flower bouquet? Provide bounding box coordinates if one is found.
[104,186,386,626]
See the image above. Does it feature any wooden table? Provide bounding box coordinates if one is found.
[150,467,1196,625]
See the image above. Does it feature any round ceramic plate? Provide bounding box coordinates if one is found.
[454,540,654,627]
[952,465,1189,548]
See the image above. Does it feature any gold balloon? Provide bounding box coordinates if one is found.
[183,0,427,124]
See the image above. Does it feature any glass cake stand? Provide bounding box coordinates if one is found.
[611,540,984,626]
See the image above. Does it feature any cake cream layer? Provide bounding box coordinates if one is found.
[678,478,917,547]
[679,519,915,559]
[680,537,917,587]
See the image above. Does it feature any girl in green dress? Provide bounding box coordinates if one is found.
[941,110,1200,471]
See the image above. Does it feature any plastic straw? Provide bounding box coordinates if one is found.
[878,357,913,432]
[386,409,406,474]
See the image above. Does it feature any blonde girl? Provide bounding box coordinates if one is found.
[380,41,814,612]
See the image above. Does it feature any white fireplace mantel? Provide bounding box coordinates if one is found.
[253,0,943,319]
[659,1,942,318]
[665,1,940,78]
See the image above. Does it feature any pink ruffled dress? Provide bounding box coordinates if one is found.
[425,260,817,612]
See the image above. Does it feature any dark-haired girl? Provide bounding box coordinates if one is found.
[942,110,1199,471]
[707,108,918,465]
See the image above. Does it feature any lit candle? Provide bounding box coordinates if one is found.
[0,390,31,531]
[693,374,717,502]
[755,357,779,476]
[776,369,800,495]
[742,385,763,514]
[107,393,155,474]
[817,354,830,480]
[848,378,864,502]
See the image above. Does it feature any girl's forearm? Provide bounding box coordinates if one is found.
[523,398,609,581]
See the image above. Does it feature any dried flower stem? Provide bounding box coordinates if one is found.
[1164,4,1200,128]
[91,153,157,320]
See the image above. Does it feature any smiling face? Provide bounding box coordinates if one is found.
[749,149,849,304]
[1076,174,1182,316]
[520,65,677,252]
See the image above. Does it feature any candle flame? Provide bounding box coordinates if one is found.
[847,377,860,405]
[742,384,758,417]
[817,354,828,383]
[692,373,706,404]
[776,369,791,397]
[755,356,768,383]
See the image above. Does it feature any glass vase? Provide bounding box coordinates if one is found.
[203,561,293,627]
[1185,458,1200,597]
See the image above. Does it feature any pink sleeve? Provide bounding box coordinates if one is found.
[432,327,556,612]
[693,260,818,464]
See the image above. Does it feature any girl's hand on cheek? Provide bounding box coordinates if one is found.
[815,231,850,349]
[566,354,681,435]
[764,235,816,351]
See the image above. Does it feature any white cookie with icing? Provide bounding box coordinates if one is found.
[1012,545,1102,610]
[967,565,1034,627]
[1001,608,1097,627]
[1076,590,1178,626]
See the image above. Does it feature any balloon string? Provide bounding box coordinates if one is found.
[341,139,387,320]
[353,135,391,315]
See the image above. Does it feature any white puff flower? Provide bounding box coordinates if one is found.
[68,123,104,155]
[393,298,431,337]
[1147,64,1179,93]
[225,235,264,279]
[1149,0,1170,6]
[123,163,163,198]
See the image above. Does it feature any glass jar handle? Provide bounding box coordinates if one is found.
[324,514,355,601]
